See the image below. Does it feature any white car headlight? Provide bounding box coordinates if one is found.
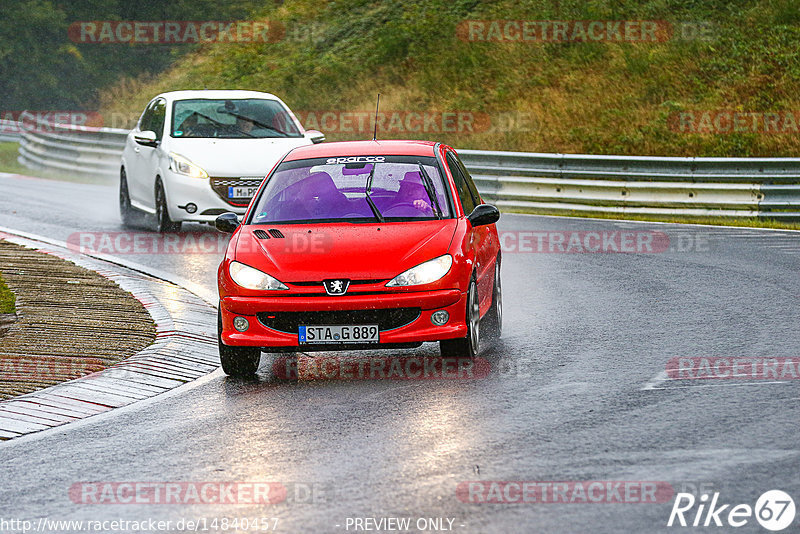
[169,152,208,179]
[386,254,453,287]
[229,261,288,290]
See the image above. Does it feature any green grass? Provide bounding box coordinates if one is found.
[0,143,109,185]
[97,0,800,157]
[0,275,15,314]
[0,143,30,175]
[91,0,800,230]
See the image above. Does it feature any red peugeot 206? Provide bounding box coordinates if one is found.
[215,140,502,376]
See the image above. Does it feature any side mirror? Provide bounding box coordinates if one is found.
[305,130,325,144]
[134,130,158,147]
[467,204,500,227]
[215,212,241,234]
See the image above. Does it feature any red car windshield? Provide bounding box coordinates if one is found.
[249,156,452,224]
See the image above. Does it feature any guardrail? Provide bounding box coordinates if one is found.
[458,150,800,220]
[0,119,22,143]
[17,118,128,177]
[15,119,800,220]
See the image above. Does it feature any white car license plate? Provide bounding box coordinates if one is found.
[299,325,379,344]
[228,186,259,198]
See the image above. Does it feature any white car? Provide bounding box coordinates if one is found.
[119,90,324,232]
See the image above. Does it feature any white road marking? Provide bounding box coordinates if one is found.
[641,370,669,391]
[641,368,791,391]
[648,381,789,390]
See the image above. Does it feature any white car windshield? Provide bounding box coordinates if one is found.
[171,98,302,139]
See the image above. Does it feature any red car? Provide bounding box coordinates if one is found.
[215,140,502,376]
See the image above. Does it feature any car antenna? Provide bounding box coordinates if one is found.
[372,93,381,141]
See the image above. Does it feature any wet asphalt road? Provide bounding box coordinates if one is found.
[0,172,799,533]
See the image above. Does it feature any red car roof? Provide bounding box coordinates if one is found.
[284,140,438,161]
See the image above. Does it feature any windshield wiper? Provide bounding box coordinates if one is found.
[364,163,385,223]
[226,112,288,137]
[417,163,443,219]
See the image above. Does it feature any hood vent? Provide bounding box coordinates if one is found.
[253,229,285,240]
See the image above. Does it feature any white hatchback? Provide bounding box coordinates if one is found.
[119,90,323,232]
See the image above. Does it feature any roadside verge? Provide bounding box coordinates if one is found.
[0,240,157,399]
[0,231,219,440]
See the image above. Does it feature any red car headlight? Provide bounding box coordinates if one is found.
[229,261,288,291]
[386,254,453,287]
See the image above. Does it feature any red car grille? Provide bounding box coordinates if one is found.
[257,308,421,334]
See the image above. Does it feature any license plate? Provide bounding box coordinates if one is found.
[299,325,379,344]
[228,186,259,198]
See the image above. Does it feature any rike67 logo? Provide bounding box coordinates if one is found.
[668,490,796,531]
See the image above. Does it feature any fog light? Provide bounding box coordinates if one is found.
[185,203,198,214]
[431,310,449,326]
[233,316,249,332]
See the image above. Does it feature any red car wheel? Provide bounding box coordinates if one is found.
[440,278,480,358]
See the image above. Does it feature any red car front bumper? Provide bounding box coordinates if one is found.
[220,289,467,348]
